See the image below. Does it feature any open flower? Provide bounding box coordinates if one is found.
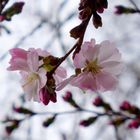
[70,39,124,91]
[8,47,67,104]
[57,39,124,92]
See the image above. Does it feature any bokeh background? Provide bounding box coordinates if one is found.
[0,0,140,140]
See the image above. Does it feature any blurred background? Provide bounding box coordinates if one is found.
[0,0,140,140]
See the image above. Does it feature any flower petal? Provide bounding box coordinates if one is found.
[56,76,75,91]
[9,48,27,59]
[55,66,67,78]
[98,41,119,63]
[27,49,39,72]
[70,72,97,91]
[36,48,50,57]
[7,58,28,71]
[38,68,47,88]
[74,51,86,68]
[96,72,117,91]
[100,61,125,76]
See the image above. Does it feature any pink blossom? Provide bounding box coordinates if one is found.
[57,39,124,92]
[71,39,124,91]
[8,47,67,104]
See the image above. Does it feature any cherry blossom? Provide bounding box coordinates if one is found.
[7,48,67,104]
[57,39,124,92]
[70,39,124,91]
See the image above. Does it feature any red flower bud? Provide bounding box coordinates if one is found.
[120,101,131,111]
[128,120,140,129]
[115,5,136,15]
[80,117,97,127]
[93,96,103,106]
[13,106,34,115]
[62,91,72,101]
[0,15,5,22]
[39,87,57,105]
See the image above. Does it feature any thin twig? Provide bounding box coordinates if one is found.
[129,0,140,11]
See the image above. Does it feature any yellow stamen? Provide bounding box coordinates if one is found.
[84,58,102,74]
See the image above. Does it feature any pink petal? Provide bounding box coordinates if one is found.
[20,70,44,102]
[96,72,118,91]
[38,68,47,88]
[9,48,27,59]
[53,74,62,85]
[55,66,67,78]
[70,72,97,91]
[7,58,28,71]
[74,40,99,68]
[56,76,75,91]
[82,43,99,61]
[36,48,50,57]
[98,41,119,63]
[7,48,28,71]
[100,61,125,76]
[27,49,39,72]
[21,74,40,101]
[74,51,86,68]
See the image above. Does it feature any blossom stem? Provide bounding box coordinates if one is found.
[51,16,91,74]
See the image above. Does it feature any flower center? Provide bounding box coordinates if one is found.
[22,73,39,88]
[84,58,102,74]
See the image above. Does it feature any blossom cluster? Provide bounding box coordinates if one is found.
[7,48,66,105]
[7,39,124,105]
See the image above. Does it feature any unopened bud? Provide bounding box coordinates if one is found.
[43,115,56,127]
[13,106,35,115]
[80,117,97,127]
[93,96,103,106]
[120,101,131,111]
[92,12,102,28]
[128,120,140,129]
[115,5,136,15]
[63,91,72,101]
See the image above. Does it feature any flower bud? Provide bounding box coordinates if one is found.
[92,12,102,28]
[93,96,103,106]
[43,115,56,127]
[5,120,20,135]
[13,106,35,115]
[62,91,72,102]
[2,2,24,21]
[63,91,80,109]
[128,120,140,129]
[120,101,131,111]
[70,22,87,39]
[39,86,57,105]
[80,116,97,127]
[0,15,5,22]
[115,5,136,15]
[79,7,92,20]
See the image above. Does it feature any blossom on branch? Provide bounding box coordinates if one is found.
[71,39,124,91]
[57,39,124,92]
[7,48,66,105]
